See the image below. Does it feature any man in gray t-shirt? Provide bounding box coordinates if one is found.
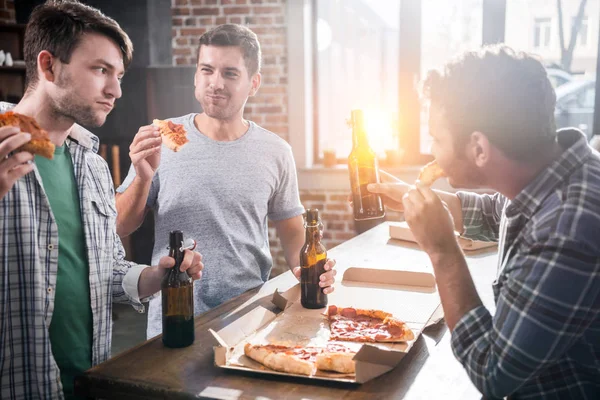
[116,24,336,338]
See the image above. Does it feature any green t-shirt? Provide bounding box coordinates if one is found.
[36,145,92,400]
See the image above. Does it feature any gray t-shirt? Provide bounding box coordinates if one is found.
[117,114,304,338]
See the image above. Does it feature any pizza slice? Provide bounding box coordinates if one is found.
[417,160,446,186]
[0,111,55,159]
[153,118,189,152]
[244,343,318,376]
[327,305,415,343]
[243,342,358,376]
[315,342,357,374]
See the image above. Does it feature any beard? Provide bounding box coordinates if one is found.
[50,69,106,128]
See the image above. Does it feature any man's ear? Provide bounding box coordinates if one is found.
[249,72,261,97]
[37,50,57,83]
[469,131,491,168]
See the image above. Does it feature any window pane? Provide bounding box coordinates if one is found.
[315,0,400,160]
[420,0,483,154]
[505,0,598,139]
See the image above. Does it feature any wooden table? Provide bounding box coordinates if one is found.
[75,222,498,399]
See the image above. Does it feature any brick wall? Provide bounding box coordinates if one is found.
[0,0,15,23]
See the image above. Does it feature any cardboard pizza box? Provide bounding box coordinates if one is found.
[389,221,497,252]
[210,266,442,384]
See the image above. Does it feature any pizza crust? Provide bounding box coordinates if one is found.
[315,351,355,374]
[418,160,446,186]
[244,343,316,376]
[153,118,189,152]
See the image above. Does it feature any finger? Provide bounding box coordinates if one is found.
[320,268,337,280]
[402,192,415,219]
[0,126,21,141]
[293,266,301,279]
[191,251,203,271]
[379,169,402,183]
[407,187,425,204]
[131,125,160,146]
[132,137,162,152]
[130,147,161,165]
[180,249,195,272]
[190,270,202,281]
[366,183,388,194]
[186,261,204,279]
[1,151,34,171]
[320,278,335,288]
[6,162,35,182]
[322,286,335,295]
[324,258,336,271]
[0,133,32,159]
[158,256,175,269]
[415,181,438,203]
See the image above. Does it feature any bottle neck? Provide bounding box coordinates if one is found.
[168,248,183,270]
[305,223,321,243]
[352,126,369,149]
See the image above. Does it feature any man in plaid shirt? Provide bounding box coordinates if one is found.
[0,2,203,399]
[369,46,599,398]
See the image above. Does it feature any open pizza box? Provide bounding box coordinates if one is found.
[389,221,497,252]
[209,266,443,384]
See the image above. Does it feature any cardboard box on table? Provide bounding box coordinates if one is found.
[389,221,497,252]
[210,265,442,384]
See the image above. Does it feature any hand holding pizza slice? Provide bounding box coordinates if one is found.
[153,119,189,152]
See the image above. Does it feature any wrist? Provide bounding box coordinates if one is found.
[428,243,464,268]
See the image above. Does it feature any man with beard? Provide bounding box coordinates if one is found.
[116,24,337,339]
[0,2,203,399]
[367,46,600,399]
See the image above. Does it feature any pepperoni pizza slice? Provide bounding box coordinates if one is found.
[153,118,189,152]
[327,305,415,343]
[244,342,357,376]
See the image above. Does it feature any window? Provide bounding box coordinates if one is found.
[575,16,588,47]
[314,0,400,162]
[420,0,483,154]
[534,17,552,48]
[507,0,598,138]
[303,0,600,172]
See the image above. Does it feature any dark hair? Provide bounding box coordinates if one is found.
[421,45,557,161]
[24,0,133,89]
[197,24,262,76]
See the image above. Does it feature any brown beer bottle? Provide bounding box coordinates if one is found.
[348,109,385,220]
[162,230,195,348]
[300,209,328,309]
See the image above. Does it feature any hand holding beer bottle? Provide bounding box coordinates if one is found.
[162,230,195,348]
[348,109,385,220]
[299,209,329,309]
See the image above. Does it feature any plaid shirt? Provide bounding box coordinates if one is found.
[0,103,148,400]
[451,129,600,399]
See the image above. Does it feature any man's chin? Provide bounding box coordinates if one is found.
[447,177,484,190]
[78,113,108,128]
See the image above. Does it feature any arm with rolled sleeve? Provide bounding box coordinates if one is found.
[450,235,600,399]
[457,191,506,242]
[111,228,154,312]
